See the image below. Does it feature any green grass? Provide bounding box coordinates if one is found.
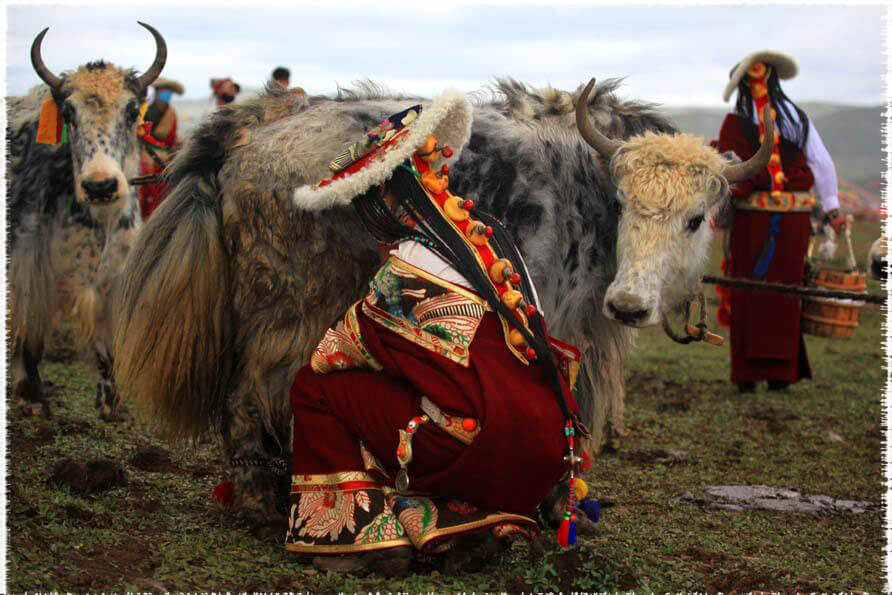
[7,221,885,593]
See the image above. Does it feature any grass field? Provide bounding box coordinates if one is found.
[7,221,886,593]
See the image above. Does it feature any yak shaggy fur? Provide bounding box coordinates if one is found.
[114,81,675,532]
[7,64,143,421]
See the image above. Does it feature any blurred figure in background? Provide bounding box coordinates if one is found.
[272,66,290,88]
[138,77,184,219]
[211,77,241,108]
[715,50,845,394]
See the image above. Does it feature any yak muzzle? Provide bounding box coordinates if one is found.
[81,177,119,202]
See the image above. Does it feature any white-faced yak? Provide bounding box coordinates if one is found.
[7,23,166,420]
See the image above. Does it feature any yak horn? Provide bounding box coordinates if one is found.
[135,22,167,91]
[722,105,776,184]
[31,28,63,90]
[576,78,622,160]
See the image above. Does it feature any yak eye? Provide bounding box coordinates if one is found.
[686,213,705,232]
[126,101,140,123]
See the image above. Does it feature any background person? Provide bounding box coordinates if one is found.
[137,77,184,219]
[715,50,845,394]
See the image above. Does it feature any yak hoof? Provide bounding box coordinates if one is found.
[14,378,46,404]
[21,401,52,418]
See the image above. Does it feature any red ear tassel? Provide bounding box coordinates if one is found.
[556,517,571,547]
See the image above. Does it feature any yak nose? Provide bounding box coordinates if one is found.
[606,291,650,325]
[81,177,118,199]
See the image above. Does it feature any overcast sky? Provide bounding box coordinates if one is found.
[5,2,888,107]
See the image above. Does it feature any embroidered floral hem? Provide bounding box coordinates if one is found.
[285,472,537,555]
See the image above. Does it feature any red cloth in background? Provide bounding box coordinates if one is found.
[716,113,815,385]
[291,309,578,515]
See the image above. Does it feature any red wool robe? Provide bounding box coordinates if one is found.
[716,114,815,384]
[286,256,579,554]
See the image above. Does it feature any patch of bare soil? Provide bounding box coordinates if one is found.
[700,566,779,593]
[62,532,162,592]
[129,446,183,473]
[57,416,93,436]
[621,445,692,466]
[48,458,127,495]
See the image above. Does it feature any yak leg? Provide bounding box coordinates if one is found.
[222,370,293,541]
[15,341,50,417]
[94,351,128,422]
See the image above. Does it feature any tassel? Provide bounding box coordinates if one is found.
[212,481,235,508]
[36,98,63,145]
[567,514,577,546]
[578,498,601,523]
[556,516,571,547]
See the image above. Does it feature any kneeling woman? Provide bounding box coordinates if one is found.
[287,91,590,570]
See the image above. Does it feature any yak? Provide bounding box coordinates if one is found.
[7,23,166,420]
[114,79,772,537]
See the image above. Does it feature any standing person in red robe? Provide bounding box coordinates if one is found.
[137,78,184,219]
[283,91,595,573]
[716,51,847,393]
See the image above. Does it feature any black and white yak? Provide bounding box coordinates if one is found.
[7,23,166,420]
[113,79,773,536]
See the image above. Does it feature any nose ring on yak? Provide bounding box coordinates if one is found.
[81,177,118,200]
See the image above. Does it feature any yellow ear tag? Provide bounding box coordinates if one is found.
[137,101,148,127]
[36,98,62,145]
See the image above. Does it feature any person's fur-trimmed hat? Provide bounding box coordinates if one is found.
[152,77,185,94]
[723,50,798,102]
[292,88,472,211]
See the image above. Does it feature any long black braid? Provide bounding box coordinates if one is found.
[733,64,810,152]
[359,164,572,420]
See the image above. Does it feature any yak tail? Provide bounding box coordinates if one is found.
[9,222,57,359]
[71,285,100,350]
[114,174,233,439]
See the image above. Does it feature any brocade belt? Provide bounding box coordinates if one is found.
[734,191,815,213]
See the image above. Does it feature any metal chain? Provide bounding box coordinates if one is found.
[229,456,289,476]
[702,275,885,305]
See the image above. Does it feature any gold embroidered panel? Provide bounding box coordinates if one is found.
[362,257,488,367]
[311,302,383,374]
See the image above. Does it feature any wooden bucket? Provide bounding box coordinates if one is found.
[801,268,867,339]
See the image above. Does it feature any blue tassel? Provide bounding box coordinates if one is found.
[752,213,782,280]
[577,498,601,523]
[567,518,577,546]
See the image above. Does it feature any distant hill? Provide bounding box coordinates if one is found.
[661,103,885,186]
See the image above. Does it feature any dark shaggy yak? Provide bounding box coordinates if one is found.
[7,23,165,420]
[115,79,765,536]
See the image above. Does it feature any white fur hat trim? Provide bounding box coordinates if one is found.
[293,88,473,211]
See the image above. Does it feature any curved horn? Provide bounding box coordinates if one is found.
[30,28,63,90]
[722,105,776,183]
[576,77,622,160]
[135,22,167,90]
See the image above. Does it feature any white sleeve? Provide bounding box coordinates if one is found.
[803,120,840,212]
